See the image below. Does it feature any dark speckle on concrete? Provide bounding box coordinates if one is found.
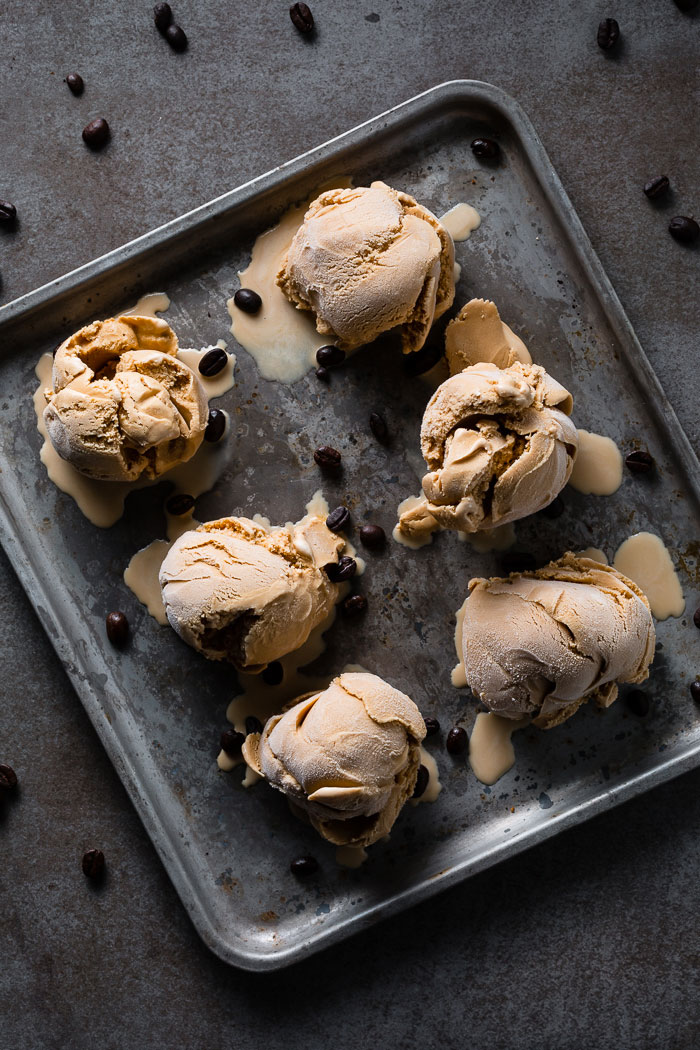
[538,792,553,809]
[365,12,381,22]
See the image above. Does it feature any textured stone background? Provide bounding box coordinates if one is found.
[1,1,698,1046]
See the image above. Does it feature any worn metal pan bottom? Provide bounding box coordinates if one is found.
[0,81,698,971]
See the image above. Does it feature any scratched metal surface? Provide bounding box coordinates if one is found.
[0,82,698,970]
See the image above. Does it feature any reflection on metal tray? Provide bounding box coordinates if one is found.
[0,81,698,971]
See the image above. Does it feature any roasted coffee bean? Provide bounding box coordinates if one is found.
[165,23,188,51]
[325,556,357,582]
[289,2,314,33]
[402,339,444,377]
[471,138,500,160]
[315,366,330,382]
[625,690,650,717]
[220,729,245,756]
[153,2,173,31]
[446,726,468,755]
[165,492,195,516]
[359,524,386,550]
[342,593,367,616]
[423,716,440,737]
[261,661,284,686]
[644,175,670,200]
[691,681,700,703]
[82,848,105,879]
[541,495,565,519]
[413,765,429,799]
[326,505,350,532]
[106,611,129,647]
[693,607,700,629]
[625,450,654,474]
[369,412,390,445]
[204,408,226,443]
[199,347,228,377]
[499,552,537,574]
[82,117,110,149]
[245,716,263,736]
[316,345,345,368]
[65,72,84,95]
[597,18,620,50]
[0,201,17,224]
[314,445,342,472]
[669,216,700,244]
[674,0,698,10]
[233,288,262,314]
[290,855,319,876]
[0,764,18,791]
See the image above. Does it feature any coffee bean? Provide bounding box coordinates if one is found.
[106,611,129,647]
[199,347,228,377]
[597,18,620,50]
[691,681,700,703]
[471,138,500,160]
[693,607,700,629]
[82,848,105,879]
[359,524,385,550]
[290,855,318,876]
[625,450,654,474]
[403,339,444,377]
[446,726,468,755]
[423,716,440,737]
[413,765,429,799]
[0,201,17,224]
[314,446,341,472]
[626,690,650,717]
[326,506,350,532]
[0,764,18,791]
[82,117,110,149]
[644,175,670,200]
[245,716,263,736]
[315,366,330,382]
[541,495,565,519]
[153,2,173,31]
[669,216,700,244]
[165,23,188,51]
[261,661,284,686]
[204,408,226,443]
[65,72,84,95]
[316,345,345,368]
[324,556,357,583]
[165,492,195,516]
[369,412,390,445]
[674,0,698,10]
[499,552,537,574]
[289,2,314,33]
[220,729,245,756]
[342,593,367,616]
[233,288,262,314]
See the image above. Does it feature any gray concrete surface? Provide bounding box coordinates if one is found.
[1,1,699,1046]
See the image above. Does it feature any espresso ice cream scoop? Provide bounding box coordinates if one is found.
[242,672,426,847]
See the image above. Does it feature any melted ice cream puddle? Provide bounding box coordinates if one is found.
[411,746,442,805]
[439,203,481,241]
[568,430,623,496]
[613,532,684,620]
[469,713,530,785]
[579,547,608,564]
[127,292,171,316]
[335,845,368,868]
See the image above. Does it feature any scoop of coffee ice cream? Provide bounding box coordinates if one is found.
[414,361,578,533]
[242,672,426,847]
[445,298,532,373]
[44,315,208,481]
[461,553,655,728]
[277,182,455,354]
[159,514,346,671]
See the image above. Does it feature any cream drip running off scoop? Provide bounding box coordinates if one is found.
[43,315,208,481]
[397,360,578,540]
[277,181,455,354]
[461,553,655,729]
[242,672,426,848]
[159,511,350,672]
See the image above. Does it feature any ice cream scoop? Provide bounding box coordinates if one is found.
[445,298,532,373]
[242,672,426,847]
[43,315,208,481]
[409,361,578,534]
[462,553,655,728]
[159,513,346,671]
[277,181,455,354]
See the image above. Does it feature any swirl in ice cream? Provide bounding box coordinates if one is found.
[277,181,455,354]
[43,315,208,481]
[242,672,426,847]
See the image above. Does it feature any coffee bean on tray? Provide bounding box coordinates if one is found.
[423,716,440,737]
[0,201,17,224]
[82,118,110,149]
[369,412,390,445]
[691,681,700,703]
[290,855,318,876]
[325,556,357,583]
[220,729,244,756]
[316,345,345,368]
[446,726,468,755]
[199,347,228,377]
[153,2,173,31]
[314,446,341,472]
[359,524,385,550]
[289,3,314,33]
[106,611,129,647]
[245,716,263,736]
[204,408,226,443]
[669,216,700,244]
[233,288,262,314]
[597,18,620,50]
[342,593,367,616]
[644,176,670,200]
[326,506,350,532]
[315,366,330,382]
[165,493,195,516]
[165,24,188,51]
[413,765,429,799]
[0,764,18,791]
[693,607,700,629]
[625,450,654,474]
[471,138,499,160]
[82,848,105,879]
[65,73,84,95]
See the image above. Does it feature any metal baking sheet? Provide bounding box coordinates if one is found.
[1,81,698,971]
